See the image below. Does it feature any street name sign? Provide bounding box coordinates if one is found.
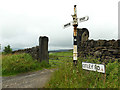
[82,62,105,73]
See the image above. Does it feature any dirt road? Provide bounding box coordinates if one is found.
[2,68,56,88]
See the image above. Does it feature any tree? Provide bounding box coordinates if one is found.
[3,45,12,54]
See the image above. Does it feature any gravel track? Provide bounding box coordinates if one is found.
[2,68,56,88]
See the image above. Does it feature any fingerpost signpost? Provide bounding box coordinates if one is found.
[63,5,89,65]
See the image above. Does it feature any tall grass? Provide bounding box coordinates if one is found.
[46,56,119,88]
[2,53,50,76]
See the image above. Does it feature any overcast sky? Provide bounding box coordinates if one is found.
[0,0,119,51]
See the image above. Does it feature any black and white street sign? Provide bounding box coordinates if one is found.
[63,16,89,28]
[79,16,89,22]
[82,62,105,73]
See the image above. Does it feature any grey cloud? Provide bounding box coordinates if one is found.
[0,0,118,51]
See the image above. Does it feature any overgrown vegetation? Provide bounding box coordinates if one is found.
[46,51,119,88]
[2,50,72,76]
[2,53,50,76]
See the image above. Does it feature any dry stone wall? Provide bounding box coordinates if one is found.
[77,28,120,63]
[12,36,49,63]
[12,46,40,61]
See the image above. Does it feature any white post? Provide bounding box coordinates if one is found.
[72,5,78,66]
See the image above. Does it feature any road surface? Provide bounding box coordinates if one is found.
[2,68,56,88]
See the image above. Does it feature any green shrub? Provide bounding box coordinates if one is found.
[3,45,12,54]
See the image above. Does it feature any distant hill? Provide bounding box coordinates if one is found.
[1,47,73,53]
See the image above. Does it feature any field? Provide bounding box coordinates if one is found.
[1,51,119,88]
[49,50,73,67]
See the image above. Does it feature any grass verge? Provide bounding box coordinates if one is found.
[46,54,119,88]
[2,53,50,76]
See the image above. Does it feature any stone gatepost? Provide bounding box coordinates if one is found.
[77,28,89,44]
[39,36,49,63]
[77,28,89,56]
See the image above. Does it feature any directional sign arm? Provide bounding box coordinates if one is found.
[79,16,89,22]
[63,21,72,29]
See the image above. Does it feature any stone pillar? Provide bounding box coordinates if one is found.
[77,28,89,56]
[77,28,89,44]
[39,36,49,63]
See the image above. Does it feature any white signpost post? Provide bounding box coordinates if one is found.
[63,5,89,66]
[82,62,105,73]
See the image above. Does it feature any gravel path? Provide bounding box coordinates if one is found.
[2,68,56,88]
